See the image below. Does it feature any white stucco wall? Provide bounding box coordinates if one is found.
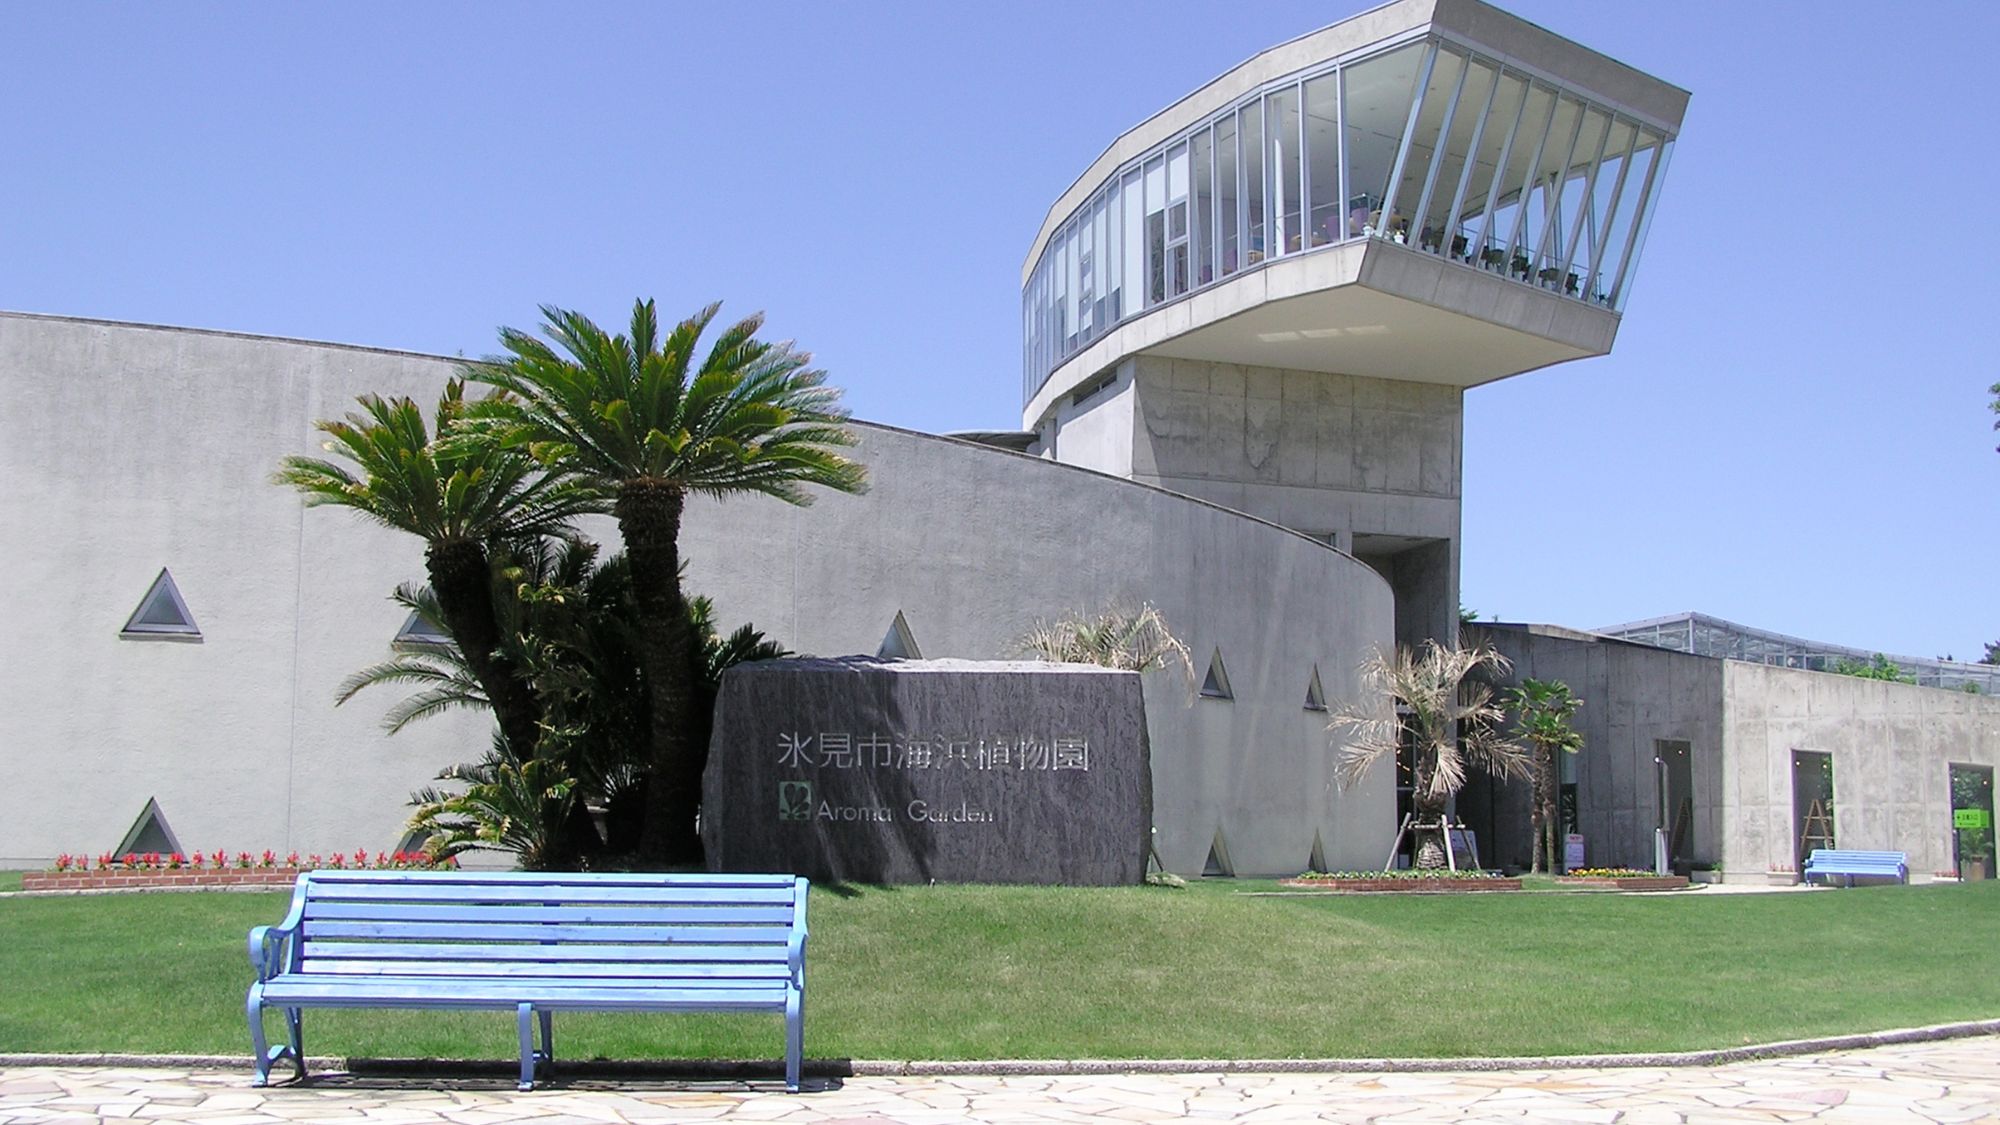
[0,312,1397,876]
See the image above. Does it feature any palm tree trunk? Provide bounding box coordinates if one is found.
[425,539,542,764]
[614,479,702,866]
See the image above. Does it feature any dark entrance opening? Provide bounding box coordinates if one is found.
[1656,740,1693,875]
[1791,750,1836,868]
[1949,763,1995,881]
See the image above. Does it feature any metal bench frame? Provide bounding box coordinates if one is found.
[1802,848,1908,887]
[246,870,808,1091]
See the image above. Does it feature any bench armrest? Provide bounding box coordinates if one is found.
[247,925,295,982]
[248,874,313,981]
[788,876,810,989]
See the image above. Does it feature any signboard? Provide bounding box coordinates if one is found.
[1563,833,1586,871]
[1955,808,1992,830]
[702,656,1152,885]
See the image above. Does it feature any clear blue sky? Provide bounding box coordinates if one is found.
[4,2,1995,660]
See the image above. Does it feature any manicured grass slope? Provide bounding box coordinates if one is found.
[2,880,1995,1061]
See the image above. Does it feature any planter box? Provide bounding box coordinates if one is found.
[1558,875,1690,891]
[23,868,308,892]
[1689,870,1722,884]
[1278,877,1523,893]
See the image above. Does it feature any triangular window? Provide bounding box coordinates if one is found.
[878,611,922,660]
[121,568,200,638]
[115,798,183,856]
[393,611,454,649]
[1308,830,1329,873]
[1202,829,1234,877]
[1199,648,1233,699]
[1304,665,1327,711]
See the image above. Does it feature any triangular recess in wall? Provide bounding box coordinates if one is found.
[1304,665,1327,711]
[393,611,454,648]
[877,611,922,660]
[114,797,183,856]
[121,568,200,637]
[1200,649,1233,699]
[1308,830,1329,874]
[1202,829,1234,877]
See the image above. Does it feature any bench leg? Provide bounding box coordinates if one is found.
[784,991,803,1093]
[246,993,304,1087]
[517,1004,538,1092]
[538,1008,554,1066]
[247,993,271,1087]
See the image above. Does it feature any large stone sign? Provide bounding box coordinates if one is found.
[702,657,1151,885]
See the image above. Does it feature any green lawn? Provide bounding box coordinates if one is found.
[2,879,1996,1062]
[0,871,22,893]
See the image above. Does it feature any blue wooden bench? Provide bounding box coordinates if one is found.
[246,870,809,1091]
[1802,849,1908,887]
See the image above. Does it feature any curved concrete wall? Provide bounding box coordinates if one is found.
[0,313,1397,876]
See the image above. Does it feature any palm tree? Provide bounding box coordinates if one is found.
[1500,678,1584,874]
[465,300,865,863]
[275,381,598,761]
[1328,640,1530,869]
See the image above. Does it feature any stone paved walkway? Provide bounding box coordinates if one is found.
[4,1037,1999,1123]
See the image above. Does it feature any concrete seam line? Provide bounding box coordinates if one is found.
[3,1020,1998,1076]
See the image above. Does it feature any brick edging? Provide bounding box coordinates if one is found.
[1276,878,1524,892]
[21,869,305,892]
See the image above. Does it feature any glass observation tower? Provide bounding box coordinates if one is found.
[1018,0,1686,649]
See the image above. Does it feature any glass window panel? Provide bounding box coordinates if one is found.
[1144,155,1167,305]
[1512,93,1581,275]
[1340,42,1425,239]
[1050,229,1067,359]
[1614,138,1673,310]
[1419,57,1496,260]
[1267,86,1302,254]
[1460,71,1525,269]
[1066,220,1084,352]
[1389,48,1464,245]
[1167,142,1190,296]
[1241,99,1265,262]
[1192,128,1214,284]
[1216,114,1240,273]
[1585,123,1644,304]
[1105,178,1123,322]
[1122,168,1143,313]
[1096,189,1112,332]
[1484,81,1555,273]
[1542,105,1609,293]
[1304,73,1341,245]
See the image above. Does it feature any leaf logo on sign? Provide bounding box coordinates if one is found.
[778,781,814,822]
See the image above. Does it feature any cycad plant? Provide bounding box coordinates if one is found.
[1328,641,1530,869]
[275,381,598,760]
[464,299,865,863]
[1012,602,1195,694]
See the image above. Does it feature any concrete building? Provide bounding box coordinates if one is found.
[1468,623,2000,883]
[0,0,1695,876]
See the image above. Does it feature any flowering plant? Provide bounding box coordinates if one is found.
[1563,867,1656,878]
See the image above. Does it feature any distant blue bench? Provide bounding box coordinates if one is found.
[1802,849,1908,887]
[246,870,809,1091]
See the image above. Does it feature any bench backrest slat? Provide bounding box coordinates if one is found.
[291,872,804,984]
[300,960,793,981]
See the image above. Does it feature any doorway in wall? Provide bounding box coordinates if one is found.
[1655,740,1693,874]
[1791,750,1836,867]
[1949,763,1995,881]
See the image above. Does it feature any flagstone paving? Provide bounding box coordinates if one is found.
[3,1036,1998,1123]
